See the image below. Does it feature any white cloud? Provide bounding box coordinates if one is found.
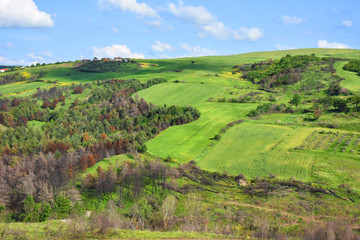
[0,56,29,66]
[0,0,54,28]
[342,20,353,27]
[168,1,216,25]
[0,56,19,65]
[180,43,216,56]
[145,20,161,27]
[42,51,52,57]
[91,44,145,58]
[151,41,173,52]
[112,27,120,33]
[275,44,294,50]
[83,17,92,24]
[282,15,305,24]
[27,53,45,62]
[99,0,159,18]
[317,40,351,49]
[0,42,14,48]
[167,1,263,41]
[202,22,263,41]
[144,20,173,30]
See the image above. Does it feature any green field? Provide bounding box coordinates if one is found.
[0,81,53,96]
[136,49,360,186]
[2,48,360,238]
[1,48,360,184]
[197,123,313,179]
[334,61,360,93]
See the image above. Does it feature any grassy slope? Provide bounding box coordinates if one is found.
[0,221,227,240]
[334,61,360,93]
[198,123,314,180]
[1,49,360,238]
[136,48,360,185]
[1,48,360,185]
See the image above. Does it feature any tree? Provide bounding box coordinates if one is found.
[41,100,50,109]
[290,94,302,108]
[22,195,38,222]
[333,99,348,112]
[130,197,152,229]
[313,109,322,120]
[183,193,203,231]
[348,95,360,109]
[327,81,341,96]
[161,195,177,230]
[54,194,71,219]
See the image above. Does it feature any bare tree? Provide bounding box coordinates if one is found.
[161,195,177,230]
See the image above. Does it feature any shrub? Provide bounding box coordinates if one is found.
[54,194,72,219]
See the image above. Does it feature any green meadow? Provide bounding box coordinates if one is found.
[1,48,360,187]
[334,61,360,93]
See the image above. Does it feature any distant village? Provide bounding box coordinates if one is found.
[81,57,131,63]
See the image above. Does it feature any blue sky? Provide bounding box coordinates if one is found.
[0,0,359,65]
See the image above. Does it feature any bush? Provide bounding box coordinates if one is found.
[54,194,72,219]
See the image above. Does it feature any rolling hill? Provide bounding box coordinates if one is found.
[1,48,360,239]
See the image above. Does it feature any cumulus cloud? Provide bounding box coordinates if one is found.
[27,53,45,62]
[275,44,294,50]
[167,1,263,41]
[144,20,173,30]
[0,56,30,66]
[112,27,120,33]
[282,15,305,24]
[0,0,54,28]
[180,43,216,56]
[91,44,145,58]
[83,17,92,24]
[151,41,173,52]
[342,20,353,27]
[99,0,159,18]
[317,40,351,49]
[168,1,216,25]
[41,51,52,57]
[202,22,263,41]
[0,56,19,65]
[145,20,162,27]
[0,42,15,48]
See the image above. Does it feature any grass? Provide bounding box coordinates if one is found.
[27,120,46,129]
[334,61,360,93]
[137,82,227,106]
[1,48,360,239]
[0,81,52,96]
[144,101,256,161]
[2,48,360,185]
[83,154,134,176]
[135,49,360,185]
[0,221,229,239]
[197,123,313,180]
